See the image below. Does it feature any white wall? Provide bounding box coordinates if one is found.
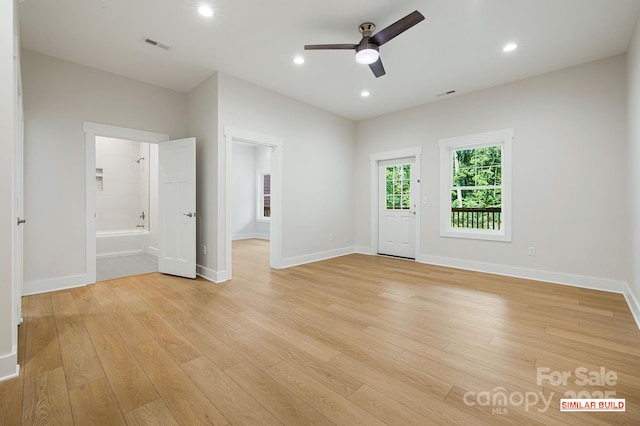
[95,137,149,231]
[627,18,640,321]
[218,72,356,266]
[21,50,187,285]
[0,0,18,380]
[355,55,628,289]
[186,73,219,277]
[232,143,257,238]
[232,143,271,240]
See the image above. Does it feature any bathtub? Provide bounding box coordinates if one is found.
[96,229,150,259]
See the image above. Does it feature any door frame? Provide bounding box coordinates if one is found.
[84,121,169,283]
[370,147,422,259]
[222,126,283,281]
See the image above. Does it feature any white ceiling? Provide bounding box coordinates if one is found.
[18,0,640,121]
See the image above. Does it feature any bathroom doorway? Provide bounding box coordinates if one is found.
[84,121,171,283]
[94,136,158,280]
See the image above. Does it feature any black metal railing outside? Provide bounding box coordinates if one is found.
[452,207,501,230]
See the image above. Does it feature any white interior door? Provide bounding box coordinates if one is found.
[378,158,416,259]
[14,93,24,322]
[158,137,196,278]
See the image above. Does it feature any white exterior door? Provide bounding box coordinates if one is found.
[158,137,196,278]
[378,158,416,259]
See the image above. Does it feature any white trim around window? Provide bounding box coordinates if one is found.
[439,128,513,242]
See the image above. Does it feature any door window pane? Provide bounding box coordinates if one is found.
[385,165,410,210]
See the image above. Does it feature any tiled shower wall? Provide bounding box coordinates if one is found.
[96,136,150,232]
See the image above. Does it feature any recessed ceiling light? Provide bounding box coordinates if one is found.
[503,43,518,52]
[198,5,214,17]
[293,56,305,65]
[361,91,370,97]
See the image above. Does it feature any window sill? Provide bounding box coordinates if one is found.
[256,218,271,224]
[440,228,511,242]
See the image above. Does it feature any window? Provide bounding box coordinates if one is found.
[385,165,411,210]
[439,129,512,241]
[257,172,271,221]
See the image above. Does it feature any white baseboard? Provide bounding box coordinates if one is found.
[418,254,627,294]
[196,264,229,283]
[232,233,270,241]
[148,246,159,256]
[624,283,640,331]
[280,246,356,269]
[0,347,19,382]
[24,273,90,296]
[354,245,375,255]
[197,246,353,281]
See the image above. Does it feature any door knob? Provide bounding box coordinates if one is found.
[17,217,26,225]
[183,212,196,218]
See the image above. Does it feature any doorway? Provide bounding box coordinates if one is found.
[222,127,283,281]
[85,123,197,282]
[83,121,169,284]
[231,142,272,275]
[94,136,157,281]
[370,147,422,260]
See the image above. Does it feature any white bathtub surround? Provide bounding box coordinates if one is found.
[95,136,150,232]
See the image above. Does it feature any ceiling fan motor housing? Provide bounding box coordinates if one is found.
[359,22,376,38]
[356,42,379,54]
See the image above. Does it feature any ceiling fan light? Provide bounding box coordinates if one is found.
[355,48,379,65]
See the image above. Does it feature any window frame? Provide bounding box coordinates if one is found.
[256,171,271,223]
[439,129,513,242]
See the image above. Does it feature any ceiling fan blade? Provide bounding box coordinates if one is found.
[370,10,425,46]
[304,44,358,50]
[369,57,386,78]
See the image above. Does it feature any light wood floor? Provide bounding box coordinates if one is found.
[2,239,640,425]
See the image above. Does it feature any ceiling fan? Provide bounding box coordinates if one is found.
[304,10,425,78]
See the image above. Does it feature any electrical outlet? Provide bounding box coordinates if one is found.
[202,245,207,255]
[528,247,536,256]
[328,234,333,242]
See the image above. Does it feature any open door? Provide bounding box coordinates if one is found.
[158,137,196,278]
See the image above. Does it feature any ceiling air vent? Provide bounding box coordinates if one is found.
[143,37,170,51]
[436,90,456,98]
